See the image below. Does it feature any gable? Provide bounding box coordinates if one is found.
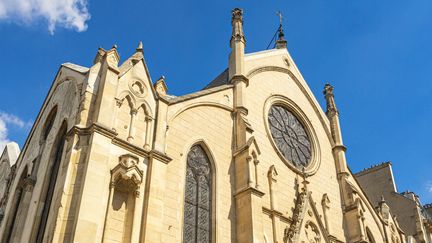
[117,58,157,118]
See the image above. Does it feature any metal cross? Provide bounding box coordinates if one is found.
[276,11,283,25]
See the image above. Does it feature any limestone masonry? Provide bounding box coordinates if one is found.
[0,8,431,243]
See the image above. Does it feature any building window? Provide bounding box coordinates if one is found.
[268,104,312,169]
[366,227,375,243]
[36,123,66,242]
[41,106,57,142]
[183,145,212,243]
[2,167,28,243]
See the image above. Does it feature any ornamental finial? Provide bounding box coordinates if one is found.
[323,83,334,96]
[232,8,243,23]
[323,83,338,117]
[136,41,143,52]
[230,8,245,46]
[276,11,287,49]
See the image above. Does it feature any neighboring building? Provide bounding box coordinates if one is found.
[0,142,20,223]
[355,162,432,243]
[0,8,425,243]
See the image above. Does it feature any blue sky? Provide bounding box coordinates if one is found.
[0,0,431,203]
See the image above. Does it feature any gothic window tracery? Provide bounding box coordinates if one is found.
[183,145,212,243]
[304,221,321,243]
[268,105,312,169]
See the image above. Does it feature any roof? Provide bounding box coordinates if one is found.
[61,62,89,74]
[164,84,233,104]
[203,68,229,89]
[354,161,392,177]
[0,142,20,166]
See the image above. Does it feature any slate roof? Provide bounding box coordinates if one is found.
[203,68,229,89]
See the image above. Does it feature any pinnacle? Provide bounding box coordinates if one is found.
[136,41,143,52]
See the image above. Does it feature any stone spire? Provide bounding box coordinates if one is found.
[230,8,245,47]
[323,84,348,180]
[229,8,246,81]
[324,83,343,146]
[324,83,339,117]
[324,83,361,241]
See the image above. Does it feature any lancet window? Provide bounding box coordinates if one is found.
[183,145,212,243]
[36,123,67,242]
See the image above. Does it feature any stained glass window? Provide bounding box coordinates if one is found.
[183,145,212,243]
[268,105,312,169]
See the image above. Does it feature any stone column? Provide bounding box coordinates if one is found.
[144,115,153,151]
[128,108,137,142]
[153,100,168,153]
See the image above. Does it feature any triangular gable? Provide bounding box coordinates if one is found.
[284,177,331,243]
[118,52,158,101]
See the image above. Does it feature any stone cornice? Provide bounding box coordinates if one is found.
[149,149,172,164]
[234,186,265,198]
[332,144,347,152]
[229,74,249,86]
[262,207,291,224]
[67,123,172,163]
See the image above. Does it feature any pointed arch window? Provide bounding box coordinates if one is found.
[36,123,67,242]
[183,145,212,243]
[41,106,57,142]
[366,227,376,243]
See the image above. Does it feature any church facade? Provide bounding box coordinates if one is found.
[0,8,428,243]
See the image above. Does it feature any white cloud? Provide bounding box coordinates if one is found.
[0,0,90,34]
[0,111,32,152]
[0,118,10,153]
[427,181,432,193]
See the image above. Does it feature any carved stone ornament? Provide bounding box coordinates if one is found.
[305,221,321,243]
[268,105,312,169]
[128,80,146,98]
[111,154,143,190]
[284,175,310,243]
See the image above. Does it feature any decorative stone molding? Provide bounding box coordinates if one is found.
[21,176,36,192]
[284,175,310,242]
[154,76,167,96]
[304,221,321,243]
[230,8,245,44]
[321,193,331,234]
[129,80,147,98]
[267,165,281,242]
[110,154,143,192]
[323,83,338,117]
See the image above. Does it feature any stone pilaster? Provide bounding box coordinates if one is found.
[324,83,367,242]
[229,8,246,81]
[92,46,121,128]
[141,153,171,243]
[229,8,265,242]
